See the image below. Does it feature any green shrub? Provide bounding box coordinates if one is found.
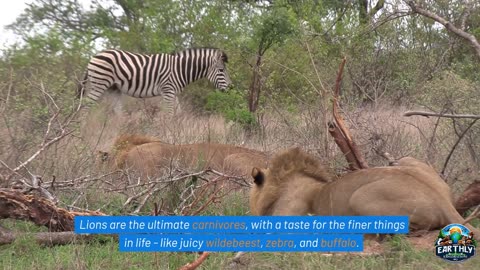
[205,89,256,126]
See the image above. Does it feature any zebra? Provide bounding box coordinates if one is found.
[77,47,231,114]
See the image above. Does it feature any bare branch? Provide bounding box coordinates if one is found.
[331,57,369,170]
[7,110,70,174]
[441,119,478,175]
[31,174,59,204]
[4,82,83,182]
[463,205,480,224]
[406,0,480,59]
[328,122,360,170]
[404,110,480,119]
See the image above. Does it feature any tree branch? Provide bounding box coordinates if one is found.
[441,119,478,175]
[463,205,480,224]
[404,110,480,119]
[406,0,480,59]
[4,82,82,182]
[331,57,369,170]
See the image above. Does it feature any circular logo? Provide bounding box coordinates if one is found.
[434,223,476,263]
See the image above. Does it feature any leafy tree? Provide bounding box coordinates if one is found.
[246,5,296,113]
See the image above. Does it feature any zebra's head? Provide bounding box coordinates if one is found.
[206,51,231,91]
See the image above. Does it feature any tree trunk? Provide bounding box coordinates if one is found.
[0,189,105,232]
[248,54,262,113]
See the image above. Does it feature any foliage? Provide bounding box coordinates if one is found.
[3,0,479,110]
[1,2,480,268]
[205,89,256,126]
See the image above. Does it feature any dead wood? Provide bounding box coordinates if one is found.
[328,122,360,170]
[0,189,105,232]
[330,57,369,170]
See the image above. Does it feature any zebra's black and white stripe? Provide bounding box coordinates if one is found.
[78,47,231,113]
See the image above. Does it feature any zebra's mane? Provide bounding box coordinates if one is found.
[172,47,228,63]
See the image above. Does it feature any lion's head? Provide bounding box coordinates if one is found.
[95,134,163,170]
[249,147,333,216]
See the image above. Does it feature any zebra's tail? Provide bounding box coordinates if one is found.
[76,71,88,99]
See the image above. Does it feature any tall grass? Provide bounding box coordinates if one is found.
[1,88,479,269]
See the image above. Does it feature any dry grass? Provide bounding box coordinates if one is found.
[1,93,477,194]
[1,93,479,269]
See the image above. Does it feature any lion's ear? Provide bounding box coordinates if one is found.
[251,167,264,186]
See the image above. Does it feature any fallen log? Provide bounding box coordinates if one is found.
[0,189,105,232]
[0,231,97,246]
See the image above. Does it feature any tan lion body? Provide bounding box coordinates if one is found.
[101,135,268,178]
[250,147,480,234]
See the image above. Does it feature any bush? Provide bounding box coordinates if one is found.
[205,89,256,126]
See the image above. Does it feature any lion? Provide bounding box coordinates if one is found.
[455,180,480,216]
[96,134,163,169]
[249,147,480,235]
[99,134,269,178]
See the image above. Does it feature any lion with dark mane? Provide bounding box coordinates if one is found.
[250,147,480,234]
[99,134,269,178]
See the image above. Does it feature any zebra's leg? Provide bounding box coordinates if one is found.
[162,89,181,116]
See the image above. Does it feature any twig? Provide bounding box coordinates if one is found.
[103,166,247,213]
[123,183,157,208]
[441,119,478,175]
[4,81,83,182]
[0,69,13,115]
[463,205,480,224]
